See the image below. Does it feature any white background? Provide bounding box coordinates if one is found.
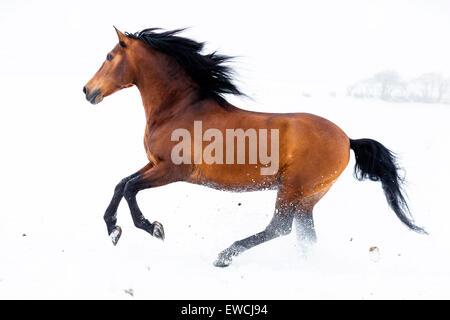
[0,0,449,299]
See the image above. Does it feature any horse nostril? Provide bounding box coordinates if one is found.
[83,86,87,94]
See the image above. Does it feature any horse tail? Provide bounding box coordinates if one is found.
[349,138,427,234]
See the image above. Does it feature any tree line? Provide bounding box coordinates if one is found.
[347,71,449,104]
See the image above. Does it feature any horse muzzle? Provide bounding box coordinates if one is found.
[83,87,103,105]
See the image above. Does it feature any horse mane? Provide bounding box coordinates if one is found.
[125,28,244,106]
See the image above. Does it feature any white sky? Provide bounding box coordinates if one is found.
[1,0,450,90]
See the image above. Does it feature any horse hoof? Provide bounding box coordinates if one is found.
[152,221,165,241]
[213,257,232,268]
[110,226,122,246]
[213,251,233,267]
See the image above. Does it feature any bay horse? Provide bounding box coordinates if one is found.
[83,27,425,267]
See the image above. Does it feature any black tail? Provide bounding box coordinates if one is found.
[349,138,426,234]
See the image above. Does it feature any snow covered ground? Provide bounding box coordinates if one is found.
[1,0,450,300]
[1,75,449,299]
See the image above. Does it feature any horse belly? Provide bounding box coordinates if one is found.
[189,163,279,192]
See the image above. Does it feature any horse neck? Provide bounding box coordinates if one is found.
[134,56,199,123]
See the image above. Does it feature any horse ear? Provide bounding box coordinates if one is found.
[113,26,128,48]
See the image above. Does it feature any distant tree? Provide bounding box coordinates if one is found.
[373,70,402,100]
[411,73,448,103]
[347,71,402,100]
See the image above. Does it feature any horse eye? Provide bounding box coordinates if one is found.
[107,54,114,61]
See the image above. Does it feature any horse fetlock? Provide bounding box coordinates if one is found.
[103,213,117,226]
[133,217,149,229]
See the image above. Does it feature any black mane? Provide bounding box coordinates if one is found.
[125,28,244,105]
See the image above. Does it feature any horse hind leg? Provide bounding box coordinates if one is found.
[213,190,296,267]
[294,208,317,245]
[293,192,330,256]
[293,207,317,258]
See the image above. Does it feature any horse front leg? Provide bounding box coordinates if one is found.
[104,163,153,245]
[122,162,175,241]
